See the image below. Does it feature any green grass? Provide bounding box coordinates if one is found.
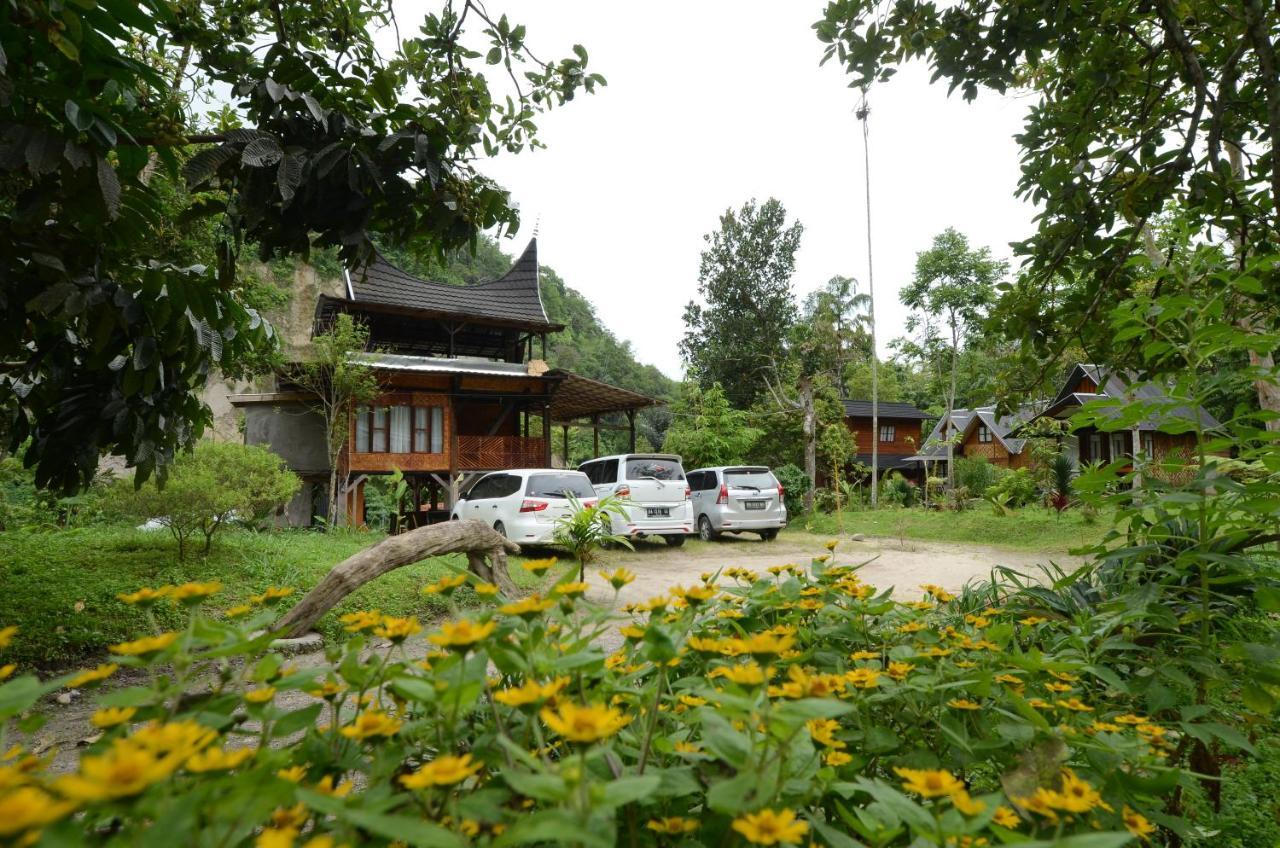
[795,506,1109,554]
[0,525,548,669]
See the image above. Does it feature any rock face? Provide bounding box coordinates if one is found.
[202,262,345,442]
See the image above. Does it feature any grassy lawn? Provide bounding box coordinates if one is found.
[0,525,551,669]
[794,506,1109,554]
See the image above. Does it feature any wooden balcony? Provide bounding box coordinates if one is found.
[457,436,547,470]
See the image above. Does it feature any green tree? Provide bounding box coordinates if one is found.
[661,383,761,469]
[289,314,381,527]
[681,198,803,408]
[816,0,1280,421]
[900,229,1005,485]
[800,275,873,398]
[121,441,299,559]
[2,1,602,492]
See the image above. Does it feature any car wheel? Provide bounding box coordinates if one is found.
[759,529,778,542]
[663,534,686,548]
[698,516,719,542]
[493,521,507,538]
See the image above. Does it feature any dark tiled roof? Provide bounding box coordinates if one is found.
[1044,364,1221,430]
[842,399,931,419]
[347,239,559,331]
[853,453,920,470]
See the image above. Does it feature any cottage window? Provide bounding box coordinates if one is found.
[879,425,895,443]
[1141,432,1154,458]
[356,404,444,453]
[977,425,992,443]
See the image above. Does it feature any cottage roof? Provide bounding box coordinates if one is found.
[344,239,562,332]
[842,399,931,419]
[1040,364,1220,430]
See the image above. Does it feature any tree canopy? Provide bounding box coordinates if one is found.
[2,0,602,491]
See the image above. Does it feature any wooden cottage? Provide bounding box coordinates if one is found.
[230,240,659,527]
[842,399,931,480]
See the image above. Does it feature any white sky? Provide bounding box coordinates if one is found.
[401,1,1037,378]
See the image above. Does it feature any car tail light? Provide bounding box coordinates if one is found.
[777,483,785,501]
[583,499,598,508]
[716,483,728,505]
[519,499,549,513]
[684,485,691,499]
[615,485,631,499]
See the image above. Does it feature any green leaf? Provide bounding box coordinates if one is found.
[705,770,761,815]
[297,790,464,847]
[1241,683,1276,715]
[598,774,660,807]
[501,770,569,802]
[271,703,322,738]
[493,810,612,848]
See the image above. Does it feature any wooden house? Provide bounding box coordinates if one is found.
[230,240,659,527]
[841,399,931,480]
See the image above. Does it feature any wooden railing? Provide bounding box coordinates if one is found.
[456,436,547,470]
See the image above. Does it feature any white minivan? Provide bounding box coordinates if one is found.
[578,454,693,547]
[450,469,597,544]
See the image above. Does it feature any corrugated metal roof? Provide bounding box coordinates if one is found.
[347,239,559,331]
[842,399,931,419]
[349,353,539,378]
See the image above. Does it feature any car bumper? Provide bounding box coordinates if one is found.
[505,517,560,544]
[612,503,694,536]
[716,516,787,530]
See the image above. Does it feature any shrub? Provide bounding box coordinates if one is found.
[987,467,1038,509]
[121,441,300,559]
[953,456,998,496]
[879,471,915,507]
[0,546,1236,846]
[772,463,810,515]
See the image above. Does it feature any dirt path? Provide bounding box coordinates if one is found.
[580,531,1079,654]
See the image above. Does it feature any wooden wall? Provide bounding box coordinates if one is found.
[846,416,924,456]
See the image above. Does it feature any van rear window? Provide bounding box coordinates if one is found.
[724,468,776,489]
[525,473,596,499]
[625,458,685,481]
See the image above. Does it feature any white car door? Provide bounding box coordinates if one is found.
[491,474,525,531]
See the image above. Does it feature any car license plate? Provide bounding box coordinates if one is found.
[744,500,766,510]
[646,508,669,518]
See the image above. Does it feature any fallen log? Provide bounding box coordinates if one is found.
[271,519,521,638]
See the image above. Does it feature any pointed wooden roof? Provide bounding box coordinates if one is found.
[345,239,563,332]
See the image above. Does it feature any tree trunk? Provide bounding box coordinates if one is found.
[801,375,817,511]
[270,519,521,638]
[947,318,959,488]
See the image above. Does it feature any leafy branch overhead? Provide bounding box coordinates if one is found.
[1,0,603,491]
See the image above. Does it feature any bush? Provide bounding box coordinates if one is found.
[0,545,1231,846]
[953,456,999,496]
[0,453,111,532]
[986,467,1038,509]
[772,463,810,515]
[120,441,300,559]
[879,471,915,507]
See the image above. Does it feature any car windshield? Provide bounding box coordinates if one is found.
[525,473,596,499]
[625,458,685,481]
[724,468,776,490]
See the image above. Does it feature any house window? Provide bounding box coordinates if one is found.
[1089,433,1102,460]
[977,425,992,443]
[1141,432,1154,458]
[356,404,444,453]
[879,425,895,443]
[1110,432,1126,459]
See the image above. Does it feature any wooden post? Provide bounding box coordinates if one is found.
[446,388,459,510]
[542,403,552,466]
[562,425,570,469]
[592,414,600,457]
[627,410,637,452]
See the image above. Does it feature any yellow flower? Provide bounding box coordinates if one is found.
[245,687,277,704]
[493,677,568,708]
[673,584,717,606]
[400,753,483,788]
[118,588,168,606]
[500,595,556,620]
[951,789,987,815]
[1123,806,1156,839]
[1056,769,1105,813]
[187,746,256,772]
[0,664,12,680]
[65,663,118,689]
[0,626,17,650]
[844,668,881,689]
[1027,697,1053,709]
[167,581,223,604]
[850,650,879,661]
[423,573,468,595]
[898,621,926,634]
[1045,681,1073,693]
[731,808,809,845]
[995,673,1023,687]
[619,624,647,641]
[225,604,255,619]
[0,785,77,838]
[313,775,353,797]
[1114,713,1148,725]
[428,618,496,650]
[307,679,347,700]
[521,557,558,575]
[109,632,179,656]
[540,702,630,743]
[129,719,219,754]
[339,710,403,740]
[886,661,915,681]
[1056,697,1094,713]
[277,765,308,782]
[647,817,699,834]
[678,694,707,708]
[948,698,982,710]
[374,616,423,643]
[1019,615,1048,626]
[709,662,766,687]
[250,586,294,605]
[256,827,298,848]
[824,539,839,551]
[90,706,137,728]
[743,631,795,658]
[806,719,846,749]
[824,751,853,767]
[554,581,590,599]
[474,582,500,597]
[920,584,955,602]
[674,741,701,754]
[895,767,964,798]
[601,568,636,589]
[992,805,1021,828]
[339,610,383,632]
[54,742,183,801]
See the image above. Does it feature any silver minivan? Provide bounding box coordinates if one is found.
[578,454,693,546]
[686,466,786,542]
